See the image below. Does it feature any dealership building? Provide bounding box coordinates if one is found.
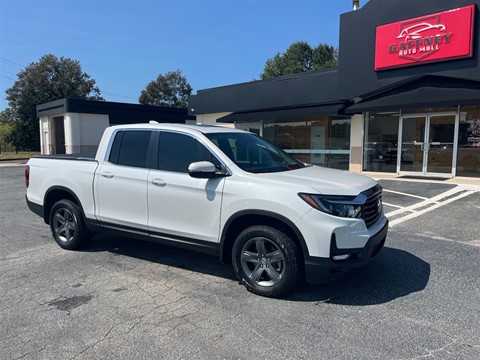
[188,0,480,178]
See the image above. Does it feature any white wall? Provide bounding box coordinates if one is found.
[195,112,235,128]
[78,113,109,153]
[62,112,109,153]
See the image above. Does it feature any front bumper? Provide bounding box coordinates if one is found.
[304,219,388,285]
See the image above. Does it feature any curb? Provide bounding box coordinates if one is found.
[0,160,28,167]
[0,158,29,162]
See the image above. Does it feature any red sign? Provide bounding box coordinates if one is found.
[374,5,475,71]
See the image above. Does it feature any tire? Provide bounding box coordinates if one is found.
[49,199,90,250]
[232,225,301,298]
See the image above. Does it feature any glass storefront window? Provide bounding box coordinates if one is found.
[363,113,400,172]
[457,105,480,177]
[235,122,261,136]
[237,116,351,170]
[401,106,459,114]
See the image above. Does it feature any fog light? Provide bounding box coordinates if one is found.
[332,254,351,261]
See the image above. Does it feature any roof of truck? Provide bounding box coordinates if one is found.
[109,122,247,135]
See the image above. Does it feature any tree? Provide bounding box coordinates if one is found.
[139,70,192,108]
[261,41,338,80]
[5,54,103,151]
[0,123,13,154]
[0,107,15,123]
[0,108,15,153]
[312,44,338,69]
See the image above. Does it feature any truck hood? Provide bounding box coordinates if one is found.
[257,165,378,196]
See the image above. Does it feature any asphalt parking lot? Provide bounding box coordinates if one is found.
[1,164,480,359]
[378,178,478,227]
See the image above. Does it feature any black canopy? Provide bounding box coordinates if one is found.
[217,103,349,123]
[345,75,480,114]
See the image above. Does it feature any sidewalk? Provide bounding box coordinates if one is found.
[364,171,480,191]
[0,159,29,167]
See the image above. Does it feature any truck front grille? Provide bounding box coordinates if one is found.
[362,185,383,228]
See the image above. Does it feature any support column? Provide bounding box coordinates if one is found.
[349,114,364,173]
[64,113,81,154]
[39,117,45,155]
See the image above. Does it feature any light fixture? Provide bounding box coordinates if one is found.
[332,254,351,261]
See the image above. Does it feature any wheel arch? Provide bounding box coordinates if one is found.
[219,210,309,265]
[43,186,85,225]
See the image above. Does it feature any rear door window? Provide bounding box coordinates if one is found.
[109,130,153,168]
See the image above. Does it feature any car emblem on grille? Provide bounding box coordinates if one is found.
[377,199,382,213]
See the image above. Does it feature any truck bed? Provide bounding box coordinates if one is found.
[32,153,96,161]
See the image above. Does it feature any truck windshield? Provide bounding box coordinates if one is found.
[206,132,306,173]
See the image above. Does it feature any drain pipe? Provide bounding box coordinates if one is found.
[353,0,360,10]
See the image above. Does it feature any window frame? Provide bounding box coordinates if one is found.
[107,129,156,169]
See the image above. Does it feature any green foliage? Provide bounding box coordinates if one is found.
[5,54,103,151]
[312,44,338,69]
[261,41,338,80]
[0,122,14,153]
[0,107,15,123]
[0,108,15,153]
[139,70,192,108]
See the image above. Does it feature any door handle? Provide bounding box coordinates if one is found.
[99,172,114,178]
[151,179,166,187]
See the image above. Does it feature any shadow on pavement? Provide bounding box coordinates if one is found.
[83,237,430,305]
[83,234,237,281]
[288,247,430,305]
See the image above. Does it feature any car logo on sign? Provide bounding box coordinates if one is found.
[396,22,446,42]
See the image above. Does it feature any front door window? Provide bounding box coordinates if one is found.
[426,115,456,174]
[400,116,426,173]
[400,114,456,176]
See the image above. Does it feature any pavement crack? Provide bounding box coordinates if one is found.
[70,325,116,360]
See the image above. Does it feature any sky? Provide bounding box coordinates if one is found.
[0,0,362,112]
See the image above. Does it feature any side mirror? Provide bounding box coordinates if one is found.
[188,161,225,178]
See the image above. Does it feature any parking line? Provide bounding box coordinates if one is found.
[382,189,428,200]
[385,186,462,217]
[388,187,475,227]
[382,202,403,209]
[418,233,480,248]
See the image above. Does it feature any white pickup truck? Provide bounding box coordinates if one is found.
[26,123,388,297]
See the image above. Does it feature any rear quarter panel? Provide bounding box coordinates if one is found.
[27,157,99,220]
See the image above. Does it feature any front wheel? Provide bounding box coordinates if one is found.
[232,225,301,298]
[49,199,90,250]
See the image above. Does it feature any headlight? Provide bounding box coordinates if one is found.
[299,193,364,219]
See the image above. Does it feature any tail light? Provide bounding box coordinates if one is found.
[25,165,30,188]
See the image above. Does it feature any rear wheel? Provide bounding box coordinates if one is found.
[232,225,300,298]
[49,199,90,250]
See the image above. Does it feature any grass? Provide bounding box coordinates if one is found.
[0,151,40,161]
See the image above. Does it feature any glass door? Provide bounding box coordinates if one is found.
[399,113,457,176]
[400,116,426,173]
[426,115,456,174]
